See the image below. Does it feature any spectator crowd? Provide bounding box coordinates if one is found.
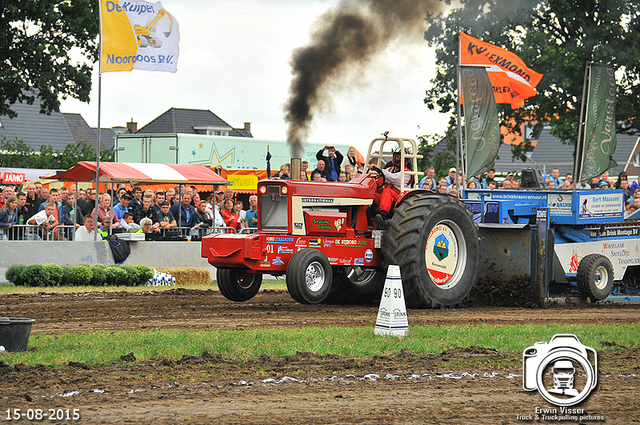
[0,181,257,241]
[2,146,640,240]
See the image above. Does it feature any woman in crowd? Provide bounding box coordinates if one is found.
[0,196,19,240]
[92,193,118,227]
[220,198,243,231]
[342,146,361,173]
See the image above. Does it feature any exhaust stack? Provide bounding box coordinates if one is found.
[291,158,302,181]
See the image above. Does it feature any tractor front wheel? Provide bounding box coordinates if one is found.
[216,269,262,302]
[382,193,480,308]
[286,249,333,304]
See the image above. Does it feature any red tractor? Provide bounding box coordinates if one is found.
[201,136,480,308]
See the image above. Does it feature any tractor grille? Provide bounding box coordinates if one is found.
[260,186,288,231]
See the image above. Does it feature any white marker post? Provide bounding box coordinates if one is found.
[374,265,409,337]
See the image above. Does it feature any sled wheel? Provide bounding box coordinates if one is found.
[382,193,480,308]
[286,249,332,304]
[216,269,262,302]
[325,267,385,304]
[577,254,614,301]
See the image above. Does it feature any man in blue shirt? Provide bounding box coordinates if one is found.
[170,193,196,229]
[245,195,258,229]
[547,168,563,188]
[316,145,343,182]
[112,193,132,221]
[445,167,457,186]
[156,201,177,230]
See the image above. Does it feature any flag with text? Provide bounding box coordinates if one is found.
[577,64,617,182]
[100,0,180,73]
[460,32,543,109]
[460,66,501,178]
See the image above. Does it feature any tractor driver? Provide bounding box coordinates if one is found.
[368,147,413,226]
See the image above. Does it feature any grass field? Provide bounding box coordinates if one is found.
[3,323,638,368]
[2,284,638,370]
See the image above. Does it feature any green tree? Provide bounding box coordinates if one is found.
[423,0,640,154]
[0,0,99,118]
[58,140,98,169]
[0,138,37,167]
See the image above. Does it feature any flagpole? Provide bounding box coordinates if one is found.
[94,0,103,241]
[456,33,464,192]
[573,62,590,184]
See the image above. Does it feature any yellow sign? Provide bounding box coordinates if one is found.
[227,174,259,191]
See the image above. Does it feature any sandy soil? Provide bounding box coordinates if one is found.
[1,288,639,424]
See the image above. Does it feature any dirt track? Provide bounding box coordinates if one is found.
[1,288,639,424]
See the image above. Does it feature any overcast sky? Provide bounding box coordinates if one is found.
[60,0,449,155]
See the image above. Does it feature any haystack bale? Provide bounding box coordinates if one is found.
[156,268,211,285]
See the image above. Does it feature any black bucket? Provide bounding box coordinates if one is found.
[0,317,36,352]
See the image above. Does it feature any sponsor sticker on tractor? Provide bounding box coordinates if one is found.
[425,224,458,285]
[579,193,624,220]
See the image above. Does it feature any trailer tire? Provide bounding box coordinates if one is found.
[382,193,480,308]
[286,249,332,304]
[577,254,614,301]
[216,269,262,302]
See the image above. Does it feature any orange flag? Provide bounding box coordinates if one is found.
[460,32,543,109]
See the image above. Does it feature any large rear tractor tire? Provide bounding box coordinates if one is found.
[216,269,262,302]
[577,254,614,301]
[382,194,480,308]
[286,249,333,304]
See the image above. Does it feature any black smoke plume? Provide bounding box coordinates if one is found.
[284,0,443,158]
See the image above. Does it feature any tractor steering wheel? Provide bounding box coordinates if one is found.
[368,166,386,189]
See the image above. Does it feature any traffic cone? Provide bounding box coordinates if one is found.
[374,265,409,337]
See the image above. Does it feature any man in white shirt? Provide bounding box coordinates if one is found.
[75,215,97,241]
[27,202,59,240]
[28,202,58,228]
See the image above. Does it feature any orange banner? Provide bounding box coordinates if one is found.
[460,32,543,109]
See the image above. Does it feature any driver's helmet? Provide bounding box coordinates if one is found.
[392,147,411,166]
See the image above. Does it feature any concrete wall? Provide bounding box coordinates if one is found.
[0,241,216,284]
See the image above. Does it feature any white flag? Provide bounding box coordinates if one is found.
[101,0,180,73]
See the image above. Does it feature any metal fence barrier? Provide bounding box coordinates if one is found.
[0,224,77,241]
[0,224,258,242]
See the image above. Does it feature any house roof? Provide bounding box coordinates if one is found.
[136,107,252,137]
[0,98,75,152]
[0,98,116,154]
[63,113,115,150]
[93,127,116,151]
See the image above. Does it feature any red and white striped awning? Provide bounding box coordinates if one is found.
[48,162,229,184]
